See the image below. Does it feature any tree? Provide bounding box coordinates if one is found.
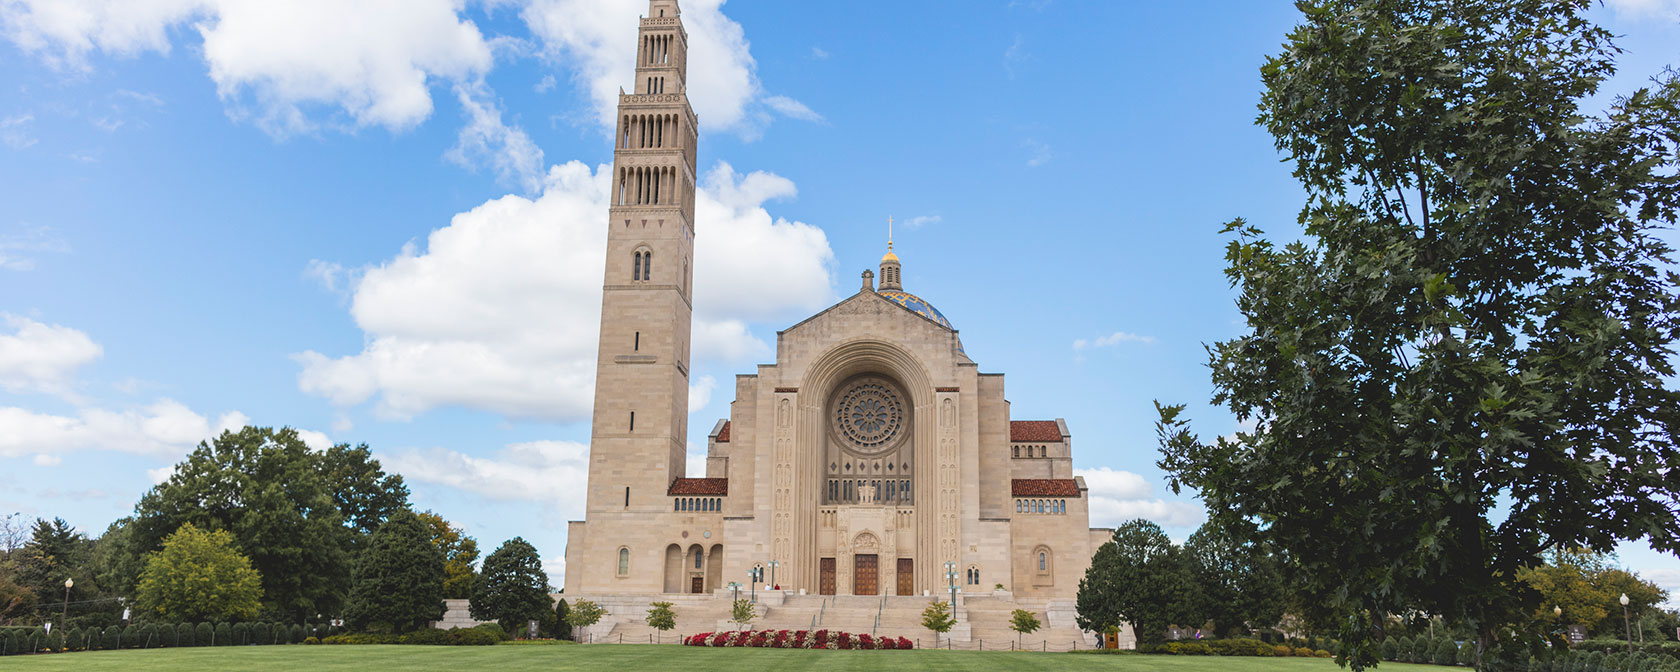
[344,510,446,634]
[1075,519,1196,646]
[415,511,479,600]
[86,519,143,605]
[554,598,572,641]
[1154,0,1680,668]
[1009,608,1041,648]
[729,598,756,630]
[562,599,604,642]
[320,443,411,539]
[132,426,409,620]
[469,537,551,635]
[135,523,262,623]
[1184,521,1286,636]
[645,601,676,643]
[920,600,955,647]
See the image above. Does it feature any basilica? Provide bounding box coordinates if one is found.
[563,0,1109,612]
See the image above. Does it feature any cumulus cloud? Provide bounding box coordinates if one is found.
[0,314,102,400]
[384,439,591,519]
[295,159,833,422]
[521,0,818,137]
[1072,331,1155,350]
[1,0,493,135]
[1075,466,1205,529]
[0,399,221,462]
[446,79,546,194]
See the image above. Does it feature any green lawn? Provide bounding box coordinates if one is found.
[2,645,1447,671]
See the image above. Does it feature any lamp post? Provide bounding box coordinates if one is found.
[769,560,779,590]
[749,568,759,603]
[944,561,958,608]
[729,581,740,603]
[1620,593,1632,654]
[60,577,72,631]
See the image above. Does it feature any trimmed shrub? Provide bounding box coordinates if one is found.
[66,627,84,651]
[45,629,63,652]
[1209,638,1275,657]
[1459,640,1475,666]
[1434,639,1458,666]
[303,636,320,645]
[474,622,510,641]
[289,624,304,644]
[99,625,119,650]
[215,622,232,646]
[120,623,138,648]
[1382,638,1400,661]
[232,622,249,645]
[159,623,177,648]
[176,623,195,647]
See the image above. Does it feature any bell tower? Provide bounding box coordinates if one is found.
[583,0,698,527]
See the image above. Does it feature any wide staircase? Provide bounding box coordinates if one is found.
[590,592,1108,651]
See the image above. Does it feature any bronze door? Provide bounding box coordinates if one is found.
[897,558,914,595]
[691,576,703,594]
[820,558,836,595]
[854,554,879,595]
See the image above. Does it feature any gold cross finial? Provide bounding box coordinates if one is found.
[887,216,894,249]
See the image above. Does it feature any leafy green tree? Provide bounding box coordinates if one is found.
[469,537,550,635]
[345,510,446,634]
[16,518,100,622]
[1075,519,1196,646]
[645,601,676,643]
[415,511,479,600]
[921,600,955,647]
[133,426,408,620]
[1154,0,1680,668]
[1009,608,1042,648]
[729,598,756,629]
[0,572,36,625]
[135,523,262,622]
[320,443,411,539]
[554,598,572,641]
[86,518,144,602]
[562,599,604,641]
[1184,521,1286,636]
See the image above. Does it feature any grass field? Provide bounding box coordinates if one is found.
[2,644,1446,671]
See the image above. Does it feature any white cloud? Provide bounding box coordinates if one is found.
[521,0,818,137]
[1023,138,1051,167]
[688,375,715,414]
[385,439,590,519]
[446,79,545,194]
[1075,466,1205,529]
[0,225,70,271]
[213,410,249,435]
[1643,567,1680,609]
[903,215,941,230]
[0,398,228,461]
[762,95,823,122]
[295,429,332,451]
[810,46,829,60]
[147,465,174,485]
[1605,0,1680,19]
[0,314,102,400]
[1,0,494,135]
[1073,331,1155,350]
[1,113,37,149]
[296,159,834,422]
[32,454,60,467]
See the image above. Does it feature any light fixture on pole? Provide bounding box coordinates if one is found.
[944,561,958,608]
[1620,593,1632,654]
[769,560,779,590]
[62,577,73,628]
[729,581,740,603]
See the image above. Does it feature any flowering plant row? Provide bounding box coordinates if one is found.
[682,629,913,650]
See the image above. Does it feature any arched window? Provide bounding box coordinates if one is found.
[1038,552,1047,571]
[1012,446,1019,458]
[618,547,630,576]
[694,550,703,570]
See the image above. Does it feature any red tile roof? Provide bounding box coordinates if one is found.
[1010,420,1062,442]
[1012,479,1081,497]
[669,478,729,496]
[715,421,730,443]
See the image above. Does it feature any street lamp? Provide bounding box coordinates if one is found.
[749,568,759,603]
[1620,593,1632,654]
[769,560,779,590]
[729,581,740,603]
[944,561,958,607]
[62,577,73,627]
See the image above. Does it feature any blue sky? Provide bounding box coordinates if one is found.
[1,0,1676,604]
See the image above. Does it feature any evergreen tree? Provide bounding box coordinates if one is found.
[554,598,572,641]
[469,537,550,635]
[345,510,446,634]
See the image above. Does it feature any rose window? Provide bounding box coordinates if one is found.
[834,381,904,452]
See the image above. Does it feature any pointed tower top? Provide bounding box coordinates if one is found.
[882,216,899,263]
[879,216,903,291]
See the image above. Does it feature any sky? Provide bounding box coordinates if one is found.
[0,0,1677,606]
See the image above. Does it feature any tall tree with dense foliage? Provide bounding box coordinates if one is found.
[1154,0,1680,668]
[1075,519,1196,646]
[132,426,409,620]
[344,510,446,634]
[416,511,479,599]
[1184,521,1286,637]
[135,523,262,623]
[16,518,101,623]
[469,537,551,634]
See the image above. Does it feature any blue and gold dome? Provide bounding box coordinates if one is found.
[877,289,952,329]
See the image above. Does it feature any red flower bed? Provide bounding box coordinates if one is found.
[682,629,915,649]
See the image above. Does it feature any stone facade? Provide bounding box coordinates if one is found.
[564,0,1112,614]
